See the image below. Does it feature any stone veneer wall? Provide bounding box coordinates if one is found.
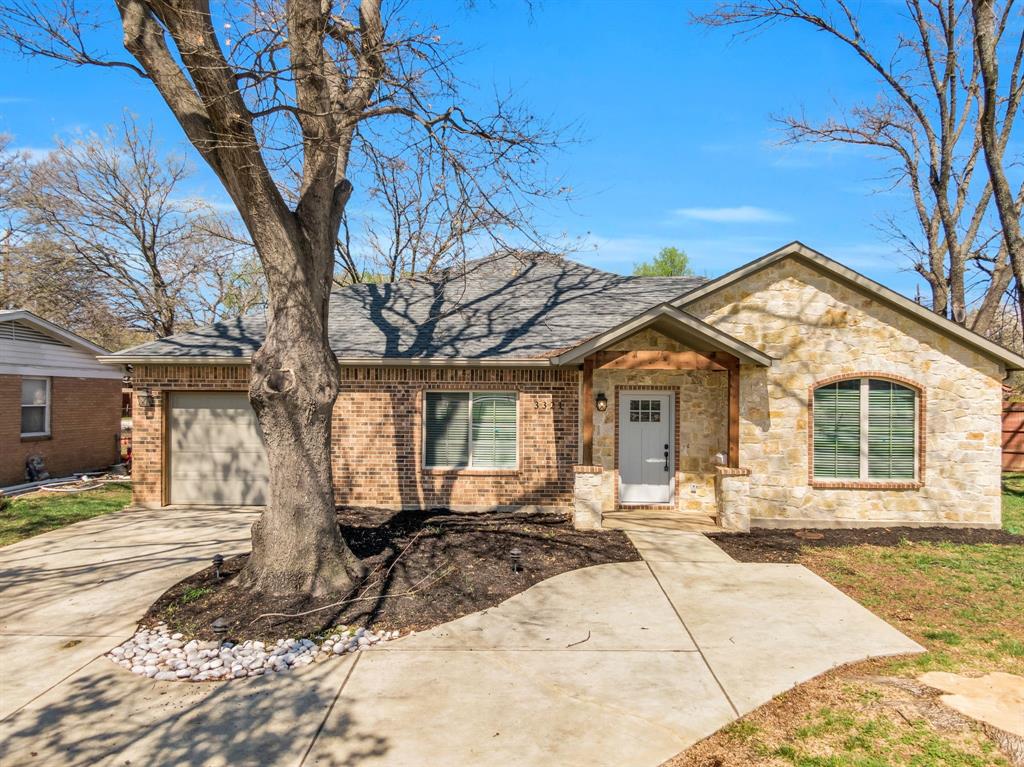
[591,328,728,514]
[130,364,578,510]
[688,259,1004,528]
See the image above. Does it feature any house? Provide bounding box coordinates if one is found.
[1,310,125,486]
[100,242,1024,530]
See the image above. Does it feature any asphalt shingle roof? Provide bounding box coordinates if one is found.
[110,252,706,361]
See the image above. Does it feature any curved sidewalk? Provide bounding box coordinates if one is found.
[0,510,922,766]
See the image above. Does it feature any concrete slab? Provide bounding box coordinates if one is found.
[0,506,258,722]
[647,560,924,715]
[625,531,734,562]
[0,633,119,719]
[397,562,696,652]
[0,655,355,767]
[307,649,736,767]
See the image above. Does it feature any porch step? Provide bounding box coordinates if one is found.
[601,510,719,534]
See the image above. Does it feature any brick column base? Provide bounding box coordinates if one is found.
[573,465,604,530]
[715,466,752,533]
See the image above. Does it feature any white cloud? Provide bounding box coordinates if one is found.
[672,205,790,224]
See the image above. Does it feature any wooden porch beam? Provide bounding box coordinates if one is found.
[594,349,728,371]
[582,355,595,464]
[724,354,741,466]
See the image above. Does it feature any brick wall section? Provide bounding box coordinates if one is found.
[130,364,579,510]
[334,367,578,509]
[1,374,121,485]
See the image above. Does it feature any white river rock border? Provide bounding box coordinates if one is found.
[106,623,400,682]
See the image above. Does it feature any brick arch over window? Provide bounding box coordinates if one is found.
[807,372,926,489]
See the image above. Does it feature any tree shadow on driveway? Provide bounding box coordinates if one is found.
[0,655,386,767]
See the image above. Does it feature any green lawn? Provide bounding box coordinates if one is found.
[0,483,132,546]
[1002,472,1024,535]
[670,475,1024,767]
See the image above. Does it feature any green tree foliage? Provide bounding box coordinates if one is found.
[633,247,693,277]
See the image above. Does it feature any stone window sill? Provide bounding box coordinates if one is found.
[810,480,923,491]
[422,467,520,477]
[21,434,52,442]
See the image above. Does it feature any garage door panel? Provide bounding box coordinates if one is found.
[169,393,269,506]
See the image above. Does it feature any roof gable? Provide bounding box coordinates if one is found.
[0,310,109,355]
[674,242,1024,371]
[550,303,772,367]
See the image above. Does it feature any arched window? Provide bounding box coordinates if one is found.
[812,377,919,482]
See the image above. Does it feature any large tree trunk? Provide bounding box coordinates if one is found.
[973,0,1024,328]
[236,234,363,597]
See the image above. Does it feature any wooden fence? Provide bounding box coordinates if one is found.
[1004,401,1024,471]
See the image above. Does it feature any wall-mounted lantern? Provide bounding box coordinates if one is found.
[138,387,156,409]
[595,392,608,412]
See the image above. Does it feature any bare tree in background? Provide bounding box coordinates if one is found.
[695,0,1023,334]
[0,134,27,273]
[0,0,563,598]
[20,117,261,338]
[974,0,1024,330]
[335,144,513,284]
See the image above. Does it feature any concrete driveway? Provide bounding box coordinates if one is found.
[0,509,922,767]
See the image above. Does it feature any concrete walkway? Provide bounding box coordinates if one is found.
[0,510,923,767]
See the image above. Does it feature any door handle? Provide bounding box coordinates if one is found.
[664,444,669,472]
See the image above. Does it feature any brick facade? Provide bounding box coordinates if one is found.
[0,374,122,486]
[129,364,579,510]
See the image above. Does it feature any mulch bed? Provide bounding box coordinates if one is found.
[144,507,638,643]
[709,526,1022,563]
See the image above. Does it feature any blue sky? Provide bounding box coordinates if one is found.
[0,0,1006,298]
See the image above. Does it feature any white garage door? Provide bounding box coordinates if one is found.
[169,392,269,505]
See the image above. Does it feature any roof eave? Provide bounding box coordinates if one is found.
[98,354,556,368]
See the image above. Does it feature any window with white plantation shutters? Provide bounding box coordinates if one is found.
[813,377,919,482]
[813,380,861,479]
[868,380,916,479]
[424,391,517,468]
[471,393,517,468]
[424,392,470,467]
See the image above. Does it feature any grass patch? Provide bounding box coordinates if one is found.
[1002,472,1024,535]
[0,483,131,546]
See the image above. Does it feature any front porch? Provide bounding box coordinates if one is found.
[554,306,770,533]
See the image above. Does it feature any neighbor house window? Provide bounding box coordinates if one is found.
[424,391,517,468]
[812,377,918,481]
[21,377,51,437]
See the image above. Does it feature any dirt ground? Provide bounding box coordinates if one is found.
[145,507,639,642]
[710,526,1022,564]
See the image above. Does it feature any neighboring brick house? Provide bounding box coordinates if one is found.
[101,243,1024,530]
[0,310,125,486]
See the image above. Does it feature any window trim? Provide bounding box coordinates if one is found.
[422,390,520,471]
[20,376,52,438]
[808,373,925,489]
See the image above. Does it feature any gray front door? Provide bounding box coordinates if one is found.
[618,392,673,505]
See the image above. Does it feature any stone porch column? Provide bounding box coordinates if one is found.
[714,466,751,533]
[573,465,605,530]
